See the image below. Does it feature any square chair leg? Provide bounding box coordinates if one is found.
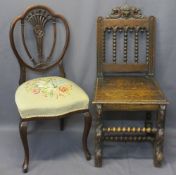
[154,105,166,167]
[95,104,103,167]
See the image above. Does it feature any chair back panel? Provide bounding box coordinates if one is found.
[10,5,70,73]
[97,5,155,77]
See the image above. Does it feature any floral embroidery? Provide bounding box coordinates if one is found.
[24,77,72,99]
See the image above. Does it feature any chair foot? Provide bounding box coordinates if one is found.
[19,120,29,173]
[23,162,28,173]
[60,118,64,131]
[154,136,164,167]
[85,151,91,161]
[153,150,163,167]
[153,129,164,167]
[95,150,102,167]
[82,111,92,160]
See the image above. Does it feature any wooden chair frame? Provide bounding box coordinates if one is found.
[93,5,168,167]
[10,5,92,173]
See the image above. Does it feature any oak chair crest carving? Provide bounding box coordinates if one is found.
[107,4,144,19]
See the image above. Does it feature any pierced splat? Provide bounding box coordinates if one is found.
[23,8,54,67]
[10,5,69,74]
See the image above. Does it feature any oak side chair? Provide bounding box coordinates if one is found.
[93,5,168,167]
[9,5,92,173]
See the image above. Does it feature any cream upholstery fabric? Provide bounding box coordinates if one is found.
[15,76,89,119]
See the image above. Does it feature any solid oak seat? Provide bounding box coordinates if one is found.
[93,76,167,105]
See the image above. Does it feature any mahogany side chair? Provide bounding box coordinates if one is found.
[93,4,168,167]
[9,5,92,173]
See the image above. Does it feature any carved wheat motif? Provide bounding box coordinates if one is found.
[24,9,53,65]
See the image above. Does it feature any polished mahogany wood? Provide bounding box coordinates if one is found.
[10,5,92,172]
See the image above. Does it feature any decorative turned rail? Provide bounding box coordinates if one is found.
[104,135,154,142]
[103,127,157,133]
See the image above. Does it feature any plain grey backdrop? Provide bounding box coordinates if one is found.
[0,0,176,175]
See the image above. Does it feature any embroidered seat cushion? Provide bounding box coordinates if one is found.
[15,76,89,119]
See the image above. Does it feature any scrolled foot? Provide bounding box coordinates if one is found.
[85,152,91,161]
[19,120,29,173]
[82,111,92,160]
[22,161,28,173]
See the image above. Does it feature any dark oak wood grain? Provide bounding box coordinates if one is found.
[93,77,167,105]
[93,4,168,167]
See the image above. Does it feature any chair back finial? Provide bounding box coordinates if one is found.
[107,4,144,19]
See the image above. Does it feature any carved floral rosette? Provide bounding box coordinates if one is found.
[107,4,144,19]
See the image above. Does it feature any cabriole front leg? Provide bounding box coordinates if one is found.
[19,120,29,173]
[154,105,166,167]
[82,111,92,160]
[95,104,103,167]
